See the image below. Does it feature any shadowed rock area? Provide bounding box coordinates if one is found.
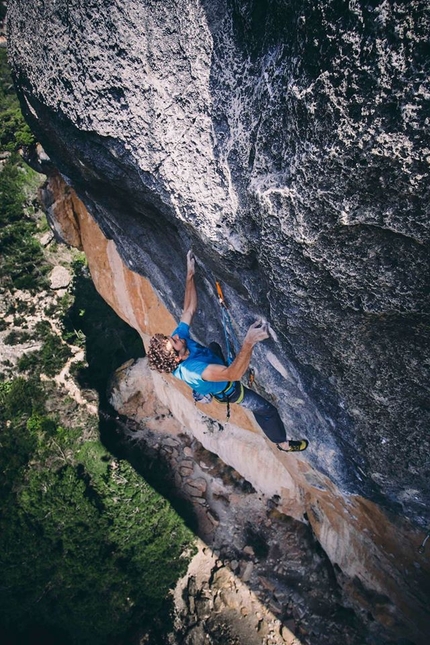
[5,0,430,642]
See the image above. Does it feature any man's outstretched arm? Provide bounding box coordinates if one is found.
[180,250,197,325]
[202,320,269,382]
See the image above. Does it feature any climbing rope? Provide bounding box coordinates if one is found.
[419,529,430,554]
[215,280,255,389]
[216,281,238,365]
[215,281,240,365]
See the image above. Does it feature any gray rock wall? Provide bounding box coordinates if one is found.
[7,0,430,526]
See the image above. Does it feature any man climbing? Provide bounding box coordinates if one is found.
[147,251,308,453]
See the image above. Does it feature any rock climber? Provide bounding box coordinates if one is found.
[147,250,308,453]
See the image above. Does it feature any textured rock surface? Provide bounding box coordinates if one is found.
[170,541,338,645]
[6,1,430,640]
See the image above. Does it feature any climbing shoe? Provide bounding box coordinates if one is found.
[277,440,309,453]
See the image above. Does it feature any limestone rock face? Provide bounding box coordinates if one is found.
[7,0,429,528]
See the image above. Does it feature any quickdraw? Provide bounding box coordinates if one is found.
[248,367,255,388]
[215,280,226,307]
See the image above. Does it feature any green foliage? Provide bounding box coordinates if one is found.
[71,252,87,273]
[34,319,52,337]
[53,423,82,448]
[0,52,46,293]
[26,413,57,436]
[3,329,32,345]
[0,104,35,150]
[0,322,193,645]
[0,410,195,644]
[0,48,35,151]
[69,359,87,380]
[76,440,111,477]
[16,298,35,314]
[37,332,73,375]
[13,314,28,326]
[0,377,46,421]
[0,156,50,292]
[18,331,73,376]
[0,153,25,221]
[0,378,46,499]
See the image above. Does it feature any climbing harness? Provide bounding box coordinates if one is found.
[214,381,245,420]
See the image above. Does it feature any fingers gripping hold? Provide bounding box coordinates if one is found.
[186,250,196,276]
[246,319,270,345]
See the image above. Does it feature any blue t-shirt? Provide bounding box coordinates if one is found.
[171,322,229,395]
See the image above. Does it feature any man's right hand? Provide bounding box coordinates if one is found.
[202,319,269,382]
[244,319,270,346]
[186,250,196,277]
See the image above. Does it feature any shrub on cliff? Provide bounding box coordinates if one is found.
[0,47,47,293]
[0,155,50,291]
[18,330,73,376]
[0,48,35,151]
